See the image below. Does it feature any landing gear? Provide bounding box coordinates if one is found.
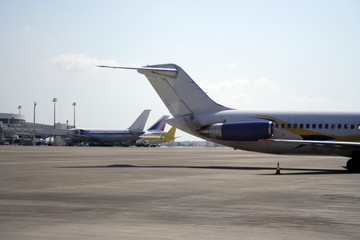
[346,158,360,172]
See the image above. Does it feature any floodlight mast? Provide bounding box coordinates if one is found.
[33,101,37,124]
[72,102,76,128]
[52,98,57,127]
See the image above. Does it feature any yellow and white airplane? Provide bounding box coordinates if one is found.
[98,64,360,172]
[141,126,177,145]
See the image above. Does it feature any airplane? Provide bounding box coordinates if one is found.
[68,109,151,146]
[98,64,360,172]
[135,115,169,147]
[140,126,177,146]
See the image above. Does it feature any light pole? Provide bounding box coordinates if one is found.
[17,105,22,114]
[52,98,57,127]
[33,101,37,124]
[72,102,76,128]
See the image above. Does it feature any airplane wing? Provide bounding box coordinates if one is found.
[128,130,145,135]
[71,134,93,141]
[261,139,360,150]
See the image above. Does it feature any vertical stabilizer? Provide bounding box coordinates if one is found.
[163,126,176,139]
[97,64,229,117]
[147,115,169,132]
[137,64,228,117]
[128,109,151,132]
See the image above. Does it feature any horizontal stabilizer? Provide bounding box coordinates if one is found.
[97,65,178,72]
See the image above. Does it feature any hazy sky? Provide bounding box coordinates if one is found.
[1,0,359,140]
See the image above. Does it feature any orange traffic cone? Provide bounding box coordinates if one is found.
[275,162,281,175]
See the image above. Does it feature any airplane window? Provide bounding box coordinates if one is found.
[331,124,335,129]
[294,124,298,129]
[281,124,285,128]
[300,124,304,129]
[275,123,279,128]
[344,124,348,129]
[319,124,322,129]
[306,124,310,129]
[351,124,355,129]
[312,124,316,129]
[287,124,291,129]
[325,124,329,129]
[338,124,342,129]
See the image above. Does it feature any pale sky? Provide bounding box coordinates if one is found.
[1,0,359,141]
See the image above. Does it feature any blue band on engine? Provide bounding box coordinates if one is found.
[222,122,271,141]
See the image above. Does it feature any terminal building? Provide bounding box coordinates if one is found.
[0,113,26,125]
[0,112,71,145]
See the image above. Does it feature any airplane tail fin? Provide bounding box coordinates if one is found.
[147,115,169,132]
[98,64,229,117]
[138,64,228,117]
[128,109,151,132]
[163,126,176,139]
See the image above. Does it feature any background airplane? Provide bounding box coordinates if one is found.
[139,126,177,147]
[136,115,174,147]
[98,64,360,172]
[67,109,150,146]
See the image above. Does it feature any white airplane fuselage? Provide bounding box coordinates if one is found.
[75,129,141,143]
[168,110,360,157]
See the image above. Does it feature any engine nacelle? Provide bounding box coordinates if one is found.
[199,121,273,141]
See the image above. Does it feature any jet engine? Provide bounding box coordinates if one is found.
[199,121,273,141]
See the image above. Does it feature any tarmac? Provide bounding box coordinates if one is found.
[0,145,359,240]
